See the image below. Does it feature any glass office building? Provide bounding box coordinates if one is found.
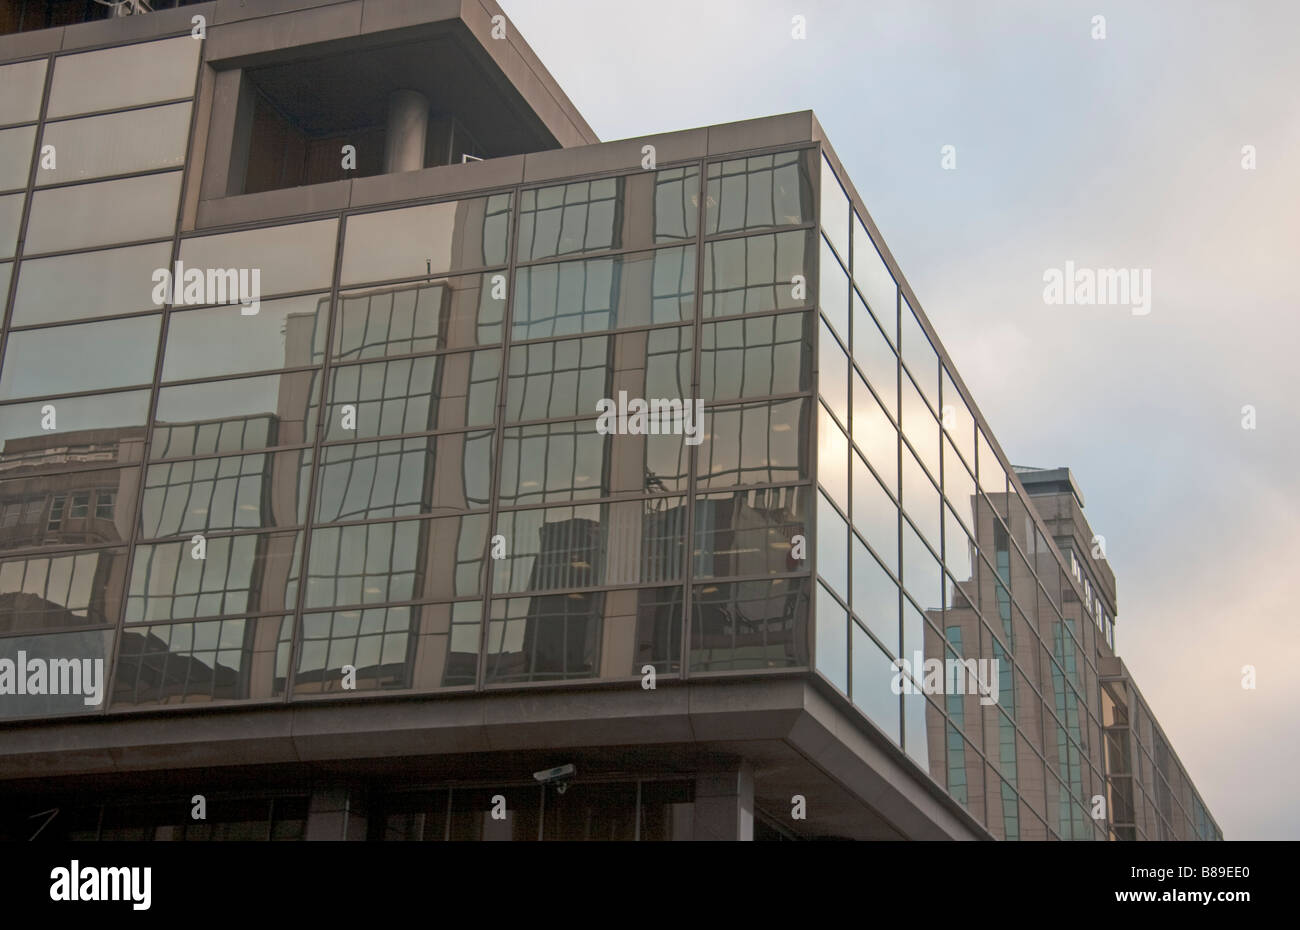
[0,0,1219,841]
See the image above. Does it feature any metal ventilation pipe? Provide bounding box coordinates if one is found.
[383,89,430,173]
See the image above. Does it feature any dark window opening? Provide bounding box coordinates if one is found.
[228,34,560,197]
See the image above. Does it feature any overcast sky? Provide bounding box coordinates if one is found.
[501,0,1300,840]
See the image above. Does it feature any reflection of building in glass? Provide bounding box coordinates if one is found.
[0,1,1217,842]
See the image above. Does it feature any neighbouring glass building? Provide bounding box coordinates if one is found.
[0,0,1219,841]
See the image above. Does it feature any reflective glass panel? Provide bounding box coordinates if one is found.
[179,219,338,298]
[699,311,812,402]
[701,229,816,317]
[47,36,200,118]
[852,531,899,655]
[693,485,808,579]
[491,497,686,594]
[852,214,897,346]
[0,125,36,190]
[819,317,849,428]
[815,580,849,693]
[341,195,510,284]
[24,172,180,253]
[817,402,849,510]
[852,620,901,742]
[696,398,808,488]
[112,615,291,707]
[162,295,329,380]
[512,246,695,340]
[853,288,897,417]
[819,235,850,338]
[819,156,850,264]
[151,371,319,458]
[0,547,126,633]
[0,59,47,125]
[334,274,503,360]
[506,336,609,422]
[140,450,307,538]
[0,315,161,400]
[817,490,848,598]
[11,242,172,326]
[126,530,302,622]
[323,350,499,440]
[852,450,898,575]
[690,577,810,672]
[38,103,191,185]
[707,149,815,234]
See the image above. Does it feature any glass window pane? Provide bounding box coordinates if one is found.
[0,466,136,552]
[140,450,307,538]
[819,155,850,265]
[901,299,939,405]
[941,366,976,469]
[506,335,609,422]
[0,629,115,720]
[342,194,510,285]
[38,103,191,185]
[691,576,809,672]
[853,288,897,417]
[180,219,338,299]
[977,427,1007,499]
[0,193,24,260]
[944,436,977,535]
[24,173,180,254]
[901,372,940,481]
[324,350,499,440]
[852,450,898,575]
[0,390,149,448]
[163,294,329,381]
[819,317,848,427]
[334,274,503,360]
[151,371,319,458]
[512,245,694,340]
[127,529,302,622]
[700,310,811,402]
[696,398,808,488]
[902,445,942,553]
[112,615,290,707]
[301,518,439,608]
[817,402,848,510]
[0,547,127,632]
[817,490,848,597]
[816,580,849,693]
[702,229,816,318]
[852,377,897,496]
[694,485,809,579]
[311,431,494,523]
[518,168,698,261]
[11,242,172,326]
[852,532,898,655]
[0,58,47,126]
[902,522,942,614]
[0,315,161,400]
[852,621,901,742]
[47,36,201,118]
[297,601,481,693]
[819,235,849,338]
[498,420,606,506]
[707,150,814,234]
[0,125,36,190]
[492,498,686,594]
[852,213,897,346]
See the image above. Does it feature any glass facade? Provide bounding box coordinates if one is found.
[0,27,1218,843]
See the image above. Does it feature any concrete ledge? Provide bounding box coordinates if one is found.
[708,112,814,156]
[60,2,215,52]
[206,0,363,64]
[197,179,352,227]
[0,27,64,62]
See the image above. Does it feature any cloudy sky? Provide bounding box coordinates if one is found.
[501,0,1300,840]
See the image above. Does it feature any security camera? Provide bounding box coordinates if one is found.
[533,764,576,794]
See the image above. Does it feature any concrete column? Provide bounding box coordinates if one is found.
[693,763,754,840]
[383,89,430,174]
